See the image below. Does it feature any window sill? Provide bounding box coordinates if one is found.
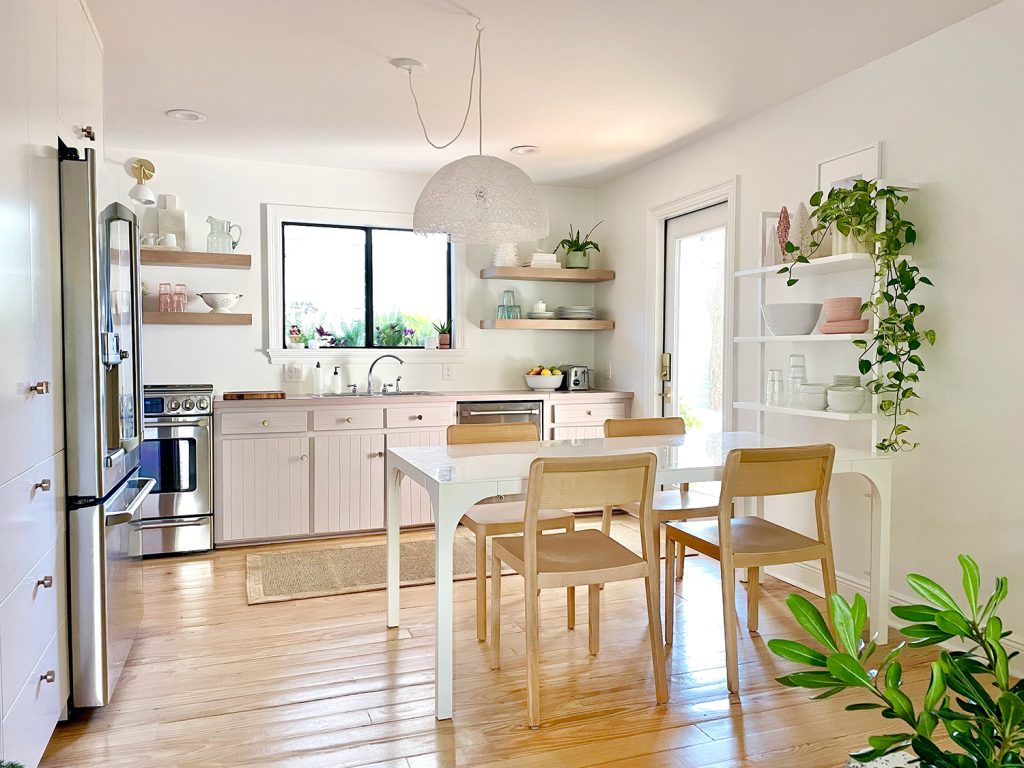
[266,348,468,365]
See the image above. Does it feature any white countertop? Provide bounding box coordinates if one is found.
[214,389,633,409]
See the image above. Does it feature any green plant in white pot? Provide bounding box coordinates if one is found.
[557,221,602,269]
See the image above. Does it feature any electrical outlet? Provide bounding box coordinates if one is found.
[284,363,304,383]
[442,363,455,381]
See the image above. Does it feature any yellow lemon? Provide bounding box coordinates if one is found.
[540,369,552,376]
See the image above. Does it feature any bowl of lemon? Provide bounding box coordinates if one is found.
[524,366,564,390]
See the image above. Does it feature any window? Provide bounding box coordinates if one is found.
[281,223,452,349]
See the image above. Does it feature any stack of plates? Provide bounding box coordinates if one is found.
[527,311,556,319]
[556,305,596,320]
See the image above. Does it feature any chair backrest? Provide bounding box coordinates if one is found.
[522,453,659,580]
[446,421,540,446]
[717,444,836,550]
[603,416,686,438]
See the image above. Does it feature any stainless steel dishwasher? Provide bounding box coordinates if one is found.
[456,400,544,433]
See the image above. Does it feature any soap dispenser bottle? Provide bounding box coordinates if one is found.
[313,362,324,394]
[332,365,343,394]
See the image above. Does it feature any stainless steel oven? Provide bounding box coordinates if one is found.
[457,400,544,432]
[139,385,214,555]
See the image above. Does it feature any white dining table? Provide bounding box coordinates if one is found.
[385,430,893,720]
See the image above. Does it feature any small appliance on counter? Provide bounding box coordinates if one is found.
[556,364,591,391]
[139,384,215,556]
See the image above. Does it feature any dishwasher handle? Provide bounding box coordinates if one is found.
[461,409,539,416]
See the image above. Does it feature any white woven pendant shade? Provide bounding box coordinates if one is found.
[413,154,549,245]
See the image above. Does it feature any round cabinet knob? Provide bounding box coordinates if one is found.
[300,454,308,462]
[586,409,593,416]
[261,419,270,427]
[182,399,195,411]
[81,125,96,141]
[37,575,53,589]
[40,670,56,684]
[30,381,50,395]
[120,350,130,360]
[167,400,180,411]
[197,397,210,410]
[34,478,51,492]
[345,417,353,423]
[415,414,423,421]
[376,451,385,458]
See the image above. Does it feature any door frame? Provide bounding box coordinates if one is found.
[642,178,738,423]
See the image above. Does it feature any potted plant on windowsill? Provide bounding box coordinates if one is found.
[433,320,451,349]
[770,554,1022,767]
[557,221,603,269]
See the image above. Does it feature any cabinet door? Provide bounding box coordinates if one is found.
[387,428,447,526]
[218,437,310,543]
[312,434,385,534]
[55,0,84,145]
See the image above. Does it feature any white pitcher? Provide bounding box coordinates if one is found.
[206,216,242,253]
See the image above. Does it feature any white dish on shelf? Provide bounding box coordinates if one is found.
[827,385,867,413]
[524,374,564,390]
[198,292,243,312]
[761,302,822,336]
[527,312,556,319]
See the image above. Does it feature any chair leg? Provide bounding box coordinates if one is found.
[746,567,760,633]
[566,516,576,630]
[643,570,669,705]
[600,506,613,590]
[475,534,488,642]
[490,553,502,670]
[526,582,542,728]
[676,541,685,581]
[821,554,838,601]
[720,562,740,694]
[664,536,675,646]
[588,584,600,655]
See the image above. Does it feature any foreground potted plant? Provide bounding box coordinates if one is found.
[770,555,1021,766]
[557,220,603,268]
[780,180,935,452]
[433,320,451,349]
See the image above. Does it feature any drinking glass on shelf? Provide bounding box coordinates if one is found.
[172,283,187,312]
[158,282,172,313]
[766,369,785,407]
[508,305,522,320]
[502,289,516,306]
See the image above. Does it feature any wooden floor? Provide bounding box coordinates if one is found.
[42,521,934,768]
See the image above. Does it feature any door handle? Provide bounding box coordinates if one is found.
[30,381,50,395]
[104,448,126,468]
[40,670,56,684]
[133,518,206,529]
[34,478,52,492]
[36,575,54,589]
[104,478,155,527]
[462,410,538,416]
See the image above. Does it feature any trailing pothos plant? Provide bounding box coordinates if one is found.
[769,555,1022,766]
[779,180,935,452]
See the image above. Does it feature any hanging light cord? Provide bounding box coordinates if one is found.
[406,17,484,155]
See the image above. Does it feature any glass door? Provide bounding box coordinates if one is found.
[663,204,728,432]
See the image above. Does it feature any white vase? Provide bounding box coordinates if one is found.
[832,228,873,255]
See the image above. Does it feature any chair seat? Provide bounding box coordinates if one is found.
[666,516,826,565]
[492,529,646,588]
[461,502,574,538]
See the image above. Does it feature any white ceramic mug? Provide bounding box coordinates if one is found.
[142,233,159,246]
[533,300,547,313]
[158,233,178,248]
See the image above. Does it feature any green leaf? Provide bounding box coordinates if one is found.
[891,604,938,622]
[775,671,845,689]
[994,641,1010,689]
[786,594,839,653]
[858,358,873,375]
[846,702,885,711]
[998,691,1024,728]
[985,615,1003,645]
[878,642,906,672]
[934,610,972,637]
[827,653,874,688]
[958,554,980,614]
[810,190,823,206]
[923,661,946,711]
[883,686,915,720]
[867,733,913,753]
[885,661,902,690]
[851,594,868,640]
[906,573,960,612]
[925,329,937,345]
[829,595,858,654]
[786,278,798,287]
[767,639,828,667]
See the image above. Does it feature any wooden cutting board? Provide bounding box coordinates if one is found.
[223,391,286,400]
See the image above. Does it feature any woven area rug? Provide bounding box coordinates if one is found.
[246,516,643,605]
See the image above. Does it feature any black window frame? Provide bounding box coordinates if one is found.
[281,221,453,350]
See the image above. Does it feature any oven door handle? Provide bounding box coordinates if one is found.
[133,517,207,529]
[145,419,208,429]
[104,478,156,527]
[461,410,539,417]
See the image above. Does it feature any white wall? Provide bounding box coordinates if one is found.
[105,150,598,393]
[596,1,1024,629]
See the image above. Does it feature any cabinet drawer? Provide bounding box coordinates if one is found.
[0,454,63,600]
[313,408,384,432]
[552,402,626,425]
[221,410,309,435]
[0,633,62,768]
[385,404,452,429]
[1,545,58,718]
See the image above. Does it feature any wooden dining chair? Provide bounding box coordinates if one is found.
[664,444,837,693]
[446,423,576,642]
[490,452,668,728]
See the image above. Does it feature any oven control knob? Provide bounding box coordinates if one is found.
[167,399,180,411]
[197,397,210,410]
[181,398,195,411]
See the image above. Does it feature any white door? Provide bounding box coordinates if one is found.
[663,204,729,432]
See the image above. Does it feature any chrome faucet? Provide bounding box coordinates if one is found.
[367,354,404,395]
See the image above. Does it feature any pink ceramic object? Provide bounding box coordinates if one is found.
[823,296,863,322]
[819,319,869,334]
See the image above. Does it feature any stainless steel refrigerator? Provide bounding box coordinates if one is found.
[59,145,154,708]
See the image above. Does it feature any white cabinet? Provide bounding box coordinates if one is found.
[386,428,448,526]
[548,396,631,440]
[217,437,311,543]
[312,434,385,533]
[56,0,102,150]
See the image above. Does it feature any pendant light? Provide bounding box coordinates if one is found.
[395,19,548,245]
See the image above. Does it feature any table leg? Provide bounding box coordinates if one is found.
[433,485,467,721]
[860,464,892,643]
[386,463,404,628]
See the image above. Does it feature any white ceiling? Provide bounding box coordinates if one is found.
[89,0,999,187]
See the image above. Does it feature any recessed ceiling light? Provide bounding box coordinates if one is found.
[509,145,539,155]
[165,109,207,123]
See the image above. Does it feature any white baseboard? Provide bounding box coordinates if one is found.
[765,561,1024,676]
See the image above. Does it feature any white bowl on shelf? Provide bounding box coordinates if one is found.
[761,303,823,336]
[198,292,243,313]
[827,385,867,413]
[524,374,564,391]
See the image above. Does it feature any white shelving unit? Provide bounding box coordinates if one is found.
[732,181,919,451]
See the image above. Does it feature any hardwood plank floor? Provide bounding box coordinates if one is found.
[42,521,932,768]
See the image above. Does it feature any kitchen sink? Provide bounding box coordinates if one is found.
[309,391,439,398]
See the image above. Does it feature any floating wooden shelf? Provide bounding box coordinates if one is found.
[734,333,870,343]
[143,311,252,326]
[480,319,614,331]
[479,266,615,283]
[141,249,252,269]
[733,401,877,422]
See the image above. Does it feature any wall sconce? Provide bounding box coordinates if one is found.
[128,158,156,205]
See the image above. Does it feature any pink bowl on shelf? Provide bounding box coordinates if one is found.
[823,296,863,322]
[819,319,869,334]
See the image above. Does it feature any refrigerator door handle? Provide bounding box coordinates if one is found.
[103,478,154,527]
[104,448,126,468]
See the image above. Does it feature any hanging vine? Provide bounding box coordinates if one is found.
[779,180,935,452]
